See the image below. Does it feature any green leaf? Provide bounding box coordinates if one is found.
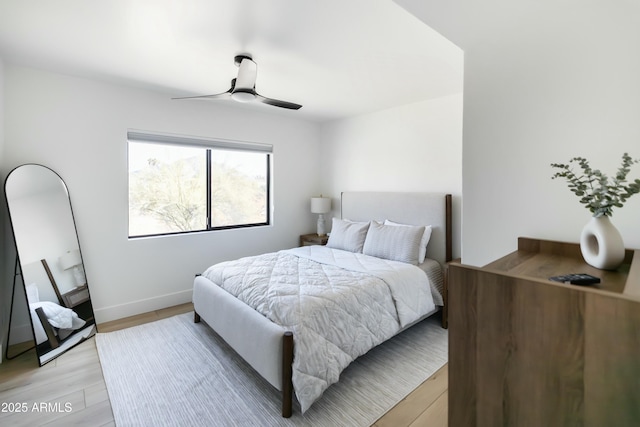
[551,152,640,216]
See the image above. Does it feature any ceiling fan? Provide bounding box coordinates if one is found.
[172,54,302,110]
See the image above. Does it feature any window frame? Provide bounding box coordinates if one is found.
[127,130,272,239]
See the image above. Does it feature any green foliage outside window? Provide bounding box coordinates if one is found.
[128,143,268,237]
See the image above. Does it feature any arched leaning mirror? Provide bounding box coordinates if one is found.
[5,164,96,366]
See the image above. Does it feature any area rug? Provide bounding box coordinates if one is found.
[96,312,447,426]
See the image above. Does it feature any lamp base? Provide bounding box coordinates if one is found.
[317,214,327,237]
[72,265,86,287]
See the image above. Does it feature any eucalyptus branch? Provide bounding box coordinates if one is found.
[551,153,640,217]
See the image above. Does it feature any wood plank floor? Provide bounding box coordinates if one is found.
[1,303,448,426]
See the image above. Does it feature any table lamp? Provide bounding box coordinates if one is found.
[59,249,85,287]
[311,196,332,236]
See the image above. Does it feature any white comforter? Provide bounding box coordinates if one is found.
[202,246,435,412]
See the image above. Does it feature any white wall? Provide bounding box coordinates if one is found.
[396,0,640,266]
[0,56,8,359]
[2,65,321,323]
[319,94,463,259]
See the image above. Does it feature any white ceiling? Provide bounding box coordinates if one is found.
[0,0,463,122]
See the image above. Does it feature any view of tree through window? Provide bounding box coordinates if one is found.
[128,140,269,237]
[210,151,268,227]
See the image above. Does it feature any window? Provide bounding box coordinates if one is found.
[127,131,271,238]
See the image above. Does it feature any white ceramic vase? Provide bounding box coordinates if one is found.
[580,215,625,270]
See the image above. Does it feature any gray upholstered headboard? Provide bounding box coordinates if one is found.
[340,192,452,265]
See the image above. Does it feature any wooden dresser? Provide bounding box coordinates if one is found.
[448,237,640,427]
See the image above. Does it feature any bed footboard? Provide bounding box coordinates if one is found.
[193,276,294,417]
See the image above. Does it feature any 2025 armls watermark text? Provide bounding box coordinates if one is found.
[2,402,73,413]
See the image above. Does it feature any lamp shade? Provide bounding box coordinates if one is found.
[59,249,82,270]
[311,197,331,214]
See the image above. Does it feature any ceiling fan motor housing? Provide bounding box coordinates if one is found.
[234,54,253,66]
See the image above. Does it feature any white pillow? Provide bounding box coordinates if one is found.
[363,221,424,264]
[384,220,432,263]
[326,218,370,252]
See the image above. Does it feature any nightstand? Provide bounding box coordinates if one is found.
[62,284,90,308]
[299,233,328,246]
[61,284,95,323]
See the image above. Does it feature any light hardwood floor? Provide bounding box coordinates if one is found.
[0,303,447,426]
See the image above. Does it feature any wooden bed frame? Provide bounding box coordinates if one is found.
[193,192,452,418]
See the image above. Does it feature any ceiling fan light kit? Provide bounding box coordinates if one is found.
[173,54,302,110]
[230,89,256,103]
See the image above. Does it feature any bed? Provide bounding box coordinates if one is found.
[192,192,452,417]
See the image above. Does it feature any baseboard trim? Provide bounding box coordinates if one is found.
[94,289,192,324]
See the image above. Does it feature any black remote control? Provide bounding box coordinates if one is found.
[549,273,600,286]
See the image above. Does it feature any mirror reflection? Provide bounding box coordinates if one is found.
[5,164,96,366]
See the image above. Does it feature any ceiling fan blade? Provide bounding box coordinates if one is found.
[172,90,232,101]
[255,93,302,110]
[235,58,257,90]
[172,79,235,101]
